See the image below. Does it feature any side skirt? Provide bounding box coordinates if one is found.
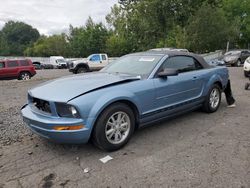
[139,102,203,128]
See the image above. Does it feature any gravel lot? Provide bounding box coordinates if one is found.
[0,68,250,188]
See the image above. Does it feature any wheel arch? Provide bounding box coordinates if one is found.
[18,71,31,79]
[213,81,223,90]
[96,99,140,128]
[203,73,226,96]
[88,97,141,140]
[75,63,90,71]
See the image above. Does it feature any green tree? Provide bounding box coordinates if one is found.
[1,21,40,55]
[156,25,188,49]
[222,0,250,48]
[24,34,69,57]
[185,3,239,53]
[107,0,225,52]
[106,33,133,57]
[0,32,9,56]
[68,17,110,57]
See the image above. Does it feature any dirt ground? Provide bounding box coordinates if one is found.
[0,68,250,188]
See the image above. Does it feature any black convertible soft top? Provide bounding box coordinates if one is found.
[132,50,212,69]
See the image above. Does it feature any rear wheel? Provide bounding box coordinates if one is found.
[202,84,221,113]
[245,83,250,90]
[76,67,87,74]
[92,103,135,151]
[19,72,31,80]
[234,59,241,67]
[244,71,249,77]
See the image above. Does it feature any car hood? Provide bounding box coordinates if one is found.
[223,55,239,61]
[29,72,140,102]
[73,58,88,64]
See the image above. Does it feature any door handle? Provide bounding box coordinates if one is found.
[192,76,198,80]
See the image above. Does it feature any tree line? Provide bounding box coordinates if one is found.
[0,0,249,57]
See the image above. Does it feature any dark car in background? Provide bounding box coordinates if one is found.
[223,50,250,67]
[32,61,42,70]
[0,59,36,80]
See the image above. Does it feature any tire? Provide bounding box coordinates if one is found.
[92,103,135,151]
[76,67,87,74]
[245,83,250,90]
[202,84,221,113]
[234,59,241,67]
[18,72,31,80]
[244,71,249,77]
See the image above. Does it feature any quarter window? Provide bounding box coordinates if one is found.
[0,62,5,69]
[0,62,5,68]
[20,60,29,66]
[7,61,19,67]
[162,56,203,73]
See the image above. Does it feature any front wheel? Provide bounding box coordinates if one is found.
[92,103,135,151]
[202,84,221,113]
[19,72,31,80]
[76,67,87,74]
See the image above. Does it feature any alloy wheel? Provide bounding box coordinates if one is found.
[209,88,220,109]
[105,111,131,145]
[21,73,30,80]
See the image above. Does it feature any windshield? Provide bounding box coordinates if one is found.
[56,59,66,63]
[101,54,163,77]
[224,51,241,56]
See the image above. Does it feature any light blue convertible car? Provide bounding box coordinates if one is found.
[21,51,229,151]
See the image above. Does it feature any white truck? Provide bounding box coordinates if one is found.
[68,54,109,74]
[49,56,68,69]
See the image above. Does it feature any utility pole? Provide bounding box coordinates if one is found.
[226,41,230,52]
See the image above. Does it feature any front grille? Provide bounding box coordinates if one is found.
[32,98,51,114]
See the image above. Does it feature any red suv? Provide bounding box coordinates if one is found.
[0,59,36,80]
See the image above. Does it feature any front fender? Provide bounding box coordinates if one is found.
[74,90,141,135]
[89,90,141,120]
[69,88,141,134]
[75,63,90,70]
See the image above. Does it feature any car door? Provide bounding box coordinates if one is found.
[101,54,108,66]
[0,61,6,78]
[6,60,19,77]
[153,56,205,115]
[89,54,104,70]
[89,54,101,63]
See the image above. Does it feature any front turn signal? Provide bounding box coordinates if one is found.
[53,125,84,131]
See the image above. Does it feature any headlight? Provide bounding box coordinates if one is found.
[246,58,250,64]
[56,103,81,118]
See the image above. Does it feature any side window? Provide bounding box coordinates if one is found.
[242,51,250,55]
[162,56,203,73]
[101,55,107,61]
[7,61,19,68]
[0,62,5,68]
[20,60,29,66]
[90,55,100,61]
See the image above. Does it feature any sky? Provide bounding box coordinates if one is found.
[0,0,117,35]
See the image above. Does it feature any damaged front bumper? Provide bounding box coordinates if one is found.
[21,104,92,144]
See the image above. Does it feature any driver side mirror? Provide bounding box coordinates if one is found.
[158,68,178,78]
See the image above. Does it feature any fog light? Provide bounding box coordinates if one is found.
[53,125,84,130]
